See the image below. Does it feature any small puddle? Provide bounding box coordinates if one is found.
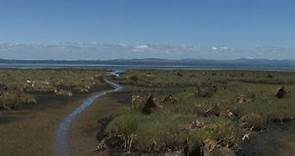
[238,121,295,156]
[55,78,122,156]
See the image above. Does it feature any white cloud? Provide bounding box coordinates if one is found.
[211,46,218,51]
[135,44,149,49]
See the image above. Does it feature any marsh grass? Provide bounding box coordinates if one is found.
[0,69,107,111]
[0,69,106,93]
[107,70,295,154]
[107,110,198,152]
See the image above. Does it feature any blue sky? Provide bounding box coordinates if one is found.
[0,0,294,60]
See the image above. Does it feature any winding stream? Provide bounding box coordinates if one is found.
[55,78,122,156]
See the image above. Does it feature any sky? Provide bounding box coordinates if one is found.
[0,0,294,60]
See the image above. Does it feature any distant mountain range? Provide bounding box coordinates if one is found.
[1,58,295,69]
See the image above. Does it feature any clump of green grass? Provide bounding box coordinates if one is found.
[189,119,242,152]
[239,113,267,130]
[106,109,203,152]
[106,108,243,154]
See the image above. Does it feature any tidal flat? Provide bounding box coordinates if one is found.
[0,69,109,156]
[0,69,294,156]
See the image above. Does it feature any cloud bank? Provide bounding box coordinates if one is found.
[0,43,294,60]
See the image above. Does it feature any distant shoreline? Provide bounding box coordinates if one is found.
[1,58,295,71]
[0,63,295,72]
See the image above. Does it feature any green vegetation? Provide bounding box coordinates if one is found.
[103,70,295,155]
[0,69,107,110]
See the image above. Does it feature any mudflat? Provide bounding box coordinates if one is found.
[0,69,109,156]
